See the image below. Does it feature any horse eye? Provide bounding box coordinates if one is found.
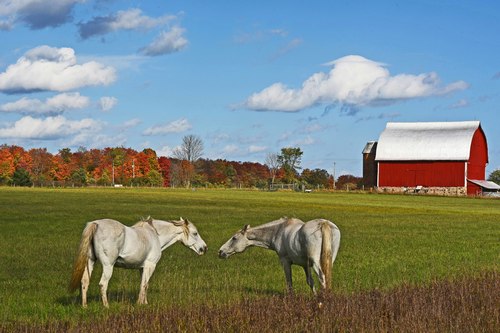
[231,236,237,241]
[193,232,198,236]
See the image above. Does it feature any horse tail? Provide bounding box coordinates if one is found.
[69,222,97,293]
[320,221,333,290]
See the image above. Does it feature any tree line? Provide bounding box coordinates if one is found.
[0,135,363,190]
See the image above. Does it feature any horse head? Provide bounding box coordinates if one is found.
[218,224,251,259]
[174,217,208,255]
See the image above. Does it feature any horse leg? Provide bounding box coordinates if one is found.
[312,261,326,290]
[279,257,293,292]
[99,264,114,308]
[303,263,316,294]
[81,258,95,307]
[138,262,156,305]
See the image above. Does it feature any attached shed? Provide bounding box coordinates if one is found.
[372,121,490,196]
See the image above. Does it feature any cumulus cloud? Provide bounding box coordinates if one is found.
[0,115,98,140]
[78,8,175,39]
[140,26,188,56]
[241,55,469,113]
[0,92,90,115]
[0,45,116,94]
[0,0,83,30]
[143,118,191,136]
[99,96,118,112]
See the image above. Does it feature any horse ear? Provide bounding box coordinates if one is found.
[242,224,250,233]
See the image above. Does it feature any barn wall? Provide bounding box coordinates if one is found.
[378,161,466,187]
[467,128,488,180]
[363,149,378,188]
[467,181,482,196]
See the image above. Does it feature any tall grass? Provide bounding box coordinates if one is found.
[0,187,498,328]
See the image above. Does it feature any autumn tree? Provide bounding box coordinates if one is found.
[29,148,53,186]
[301,168,330,188]
[0,146,14,184]
[158,156,171,187]
[336,174,363,190]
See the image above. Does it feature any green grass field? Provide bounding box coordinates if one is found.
[0,187,498,326]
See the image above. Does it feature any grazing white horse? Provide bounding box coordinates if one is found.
[69,217,207,307]
[218,217,340,293]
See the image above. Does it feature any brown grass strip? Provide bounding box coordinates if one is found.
[4,271,498,333]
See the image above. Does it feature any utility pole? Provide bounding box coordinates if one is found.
[333,162,336,190]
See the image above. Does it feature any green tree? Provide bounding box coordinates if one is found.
[301,168,330,188]
[12,168,32,186]
[488,169,500,185]
[146,169,163,187]
[277,147,303,183]
[71,167,87,186]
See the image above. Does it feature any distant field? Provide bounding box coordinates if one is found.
[0,187,498,328]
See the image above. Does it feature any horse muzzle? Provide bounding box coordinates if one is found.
[218,250,229,259]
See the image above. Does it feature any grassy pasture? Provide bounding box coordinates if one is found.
[0,187,498,327]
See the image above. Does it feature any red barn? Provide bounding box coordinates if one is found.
[368,121,498,196]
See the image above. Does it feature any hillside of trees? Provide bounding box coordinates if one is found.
[0,144,363,190]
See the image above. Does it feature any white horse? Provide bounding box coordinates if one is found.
[218,217,340,293]
[69,217,207,307]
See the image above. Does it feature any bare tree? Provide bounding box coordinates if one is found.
[172,135,204,188]
[265,152,279,187]
[173,135,204,163]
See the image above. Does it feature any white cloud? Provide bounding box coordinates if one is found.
[156,145,177,157]
[248,145,267,153]
[0,45,116,94]
[222,144,239,154]
[293,135,315,146]
[79,8,176,39]
[143,118,191,136]
[448,99,469,109]
[140,26,188,56]
[242,55,469,113]
[0,115,98,140]
[0,0,83,29]
[73,133,127,149]
[234,28,289,43]
[0,92,89,115]
[99,96,118,112]
[121,118,142,128]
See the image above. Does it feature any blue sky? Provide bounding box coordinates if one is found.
[0,0,499,177]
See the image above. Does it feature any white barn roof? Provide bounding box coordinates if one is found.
[375,121,481,161]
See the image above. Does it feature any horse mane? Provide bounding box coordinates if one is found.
[172,217,189,237]
[133,216,159,235]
